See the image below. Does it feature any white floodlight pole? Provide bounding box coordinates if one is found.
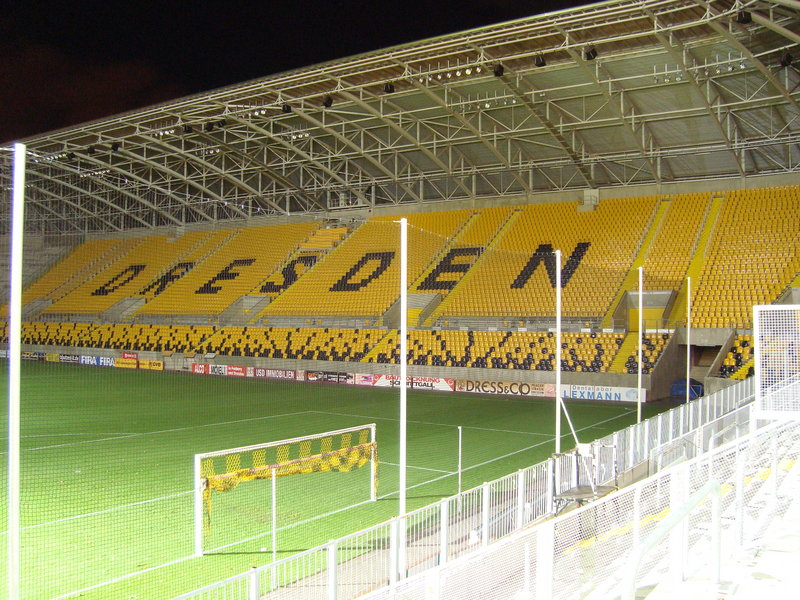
[8,143,26,600]
[686,277,692,405]
[638,266,643,423]
[399,218,408,517]
[555,250,562,454]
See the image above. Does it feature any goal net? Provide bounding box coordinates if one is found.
[754,304,800,419]
[194,423,377,556]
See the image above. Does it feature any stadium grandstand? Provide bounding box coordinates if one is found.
[1,1,799,599]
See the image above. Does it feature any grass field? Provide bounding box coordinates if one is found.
[0,362,668,599]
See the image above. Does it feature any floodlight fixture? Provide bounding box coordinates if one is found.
[736,11,752,24]
[780,53,793,68]
[584,47,598,61]
[493,64,505,77]
[281,103,292,114]
[534,55,546,68]
[322,95,333,108]
[383,82,395,94]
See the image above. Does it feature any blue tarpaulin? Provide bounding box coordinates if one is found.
[670,378,704,401]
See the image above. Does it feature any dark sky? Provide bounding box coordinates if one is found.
[1,1,588,143]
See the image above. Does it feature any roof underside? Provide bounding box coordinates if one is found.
[1,0,799,235]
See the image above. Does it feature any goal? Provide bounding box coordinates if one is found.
[194,423,378,556]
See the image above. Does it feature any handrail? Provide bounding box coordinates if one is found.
[620,478,721,600]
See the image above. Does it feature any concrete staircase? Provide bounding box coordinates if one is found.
[667,194,725,324]
[601,198,671,328]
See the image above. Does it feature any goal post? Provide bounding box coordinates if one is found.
[193,423,378,557]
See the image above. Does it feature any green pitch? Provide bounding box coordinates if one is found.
[0,362,667,599]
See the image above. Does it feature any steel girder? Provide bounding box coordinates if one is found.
[2,0,798,235]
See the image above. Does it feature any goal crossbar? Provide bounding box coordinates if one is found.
[204,442,377,492]
[193,423,377,557]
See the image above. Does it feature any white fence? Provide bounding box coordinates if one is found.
[172,378,755,600]
[366,415,800,599]
[754,304,800,419]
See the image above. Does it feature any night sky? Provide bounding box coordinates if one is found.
[1,0,588,143]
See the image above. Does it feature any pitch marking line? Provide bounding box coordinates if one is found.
[383,461,455,474]
[309,409,554,437]
[0,491,193,536]
[0,410,318,453]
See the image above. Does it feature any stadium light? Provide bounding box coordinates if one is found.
[584,47,598,61]
[322,95,334,108]
[493,64,505,77]
[534,55,546,68]
[383,82,396,94]
[780,53,793,68]
[281,103,292,114]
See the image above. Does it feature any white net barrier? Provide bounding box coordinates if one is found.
[754,305,800,418]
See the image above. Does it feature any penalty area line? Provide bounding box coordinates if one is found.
[309,409,552,437]
[0,490,194,536]
[0,410,317,453]
[382,461,455,475]
[50,554,196,600]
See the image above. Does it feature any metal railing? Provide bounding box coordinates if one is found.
[367,418,800,599]
[619,479,722,600]
[172,377,755,600]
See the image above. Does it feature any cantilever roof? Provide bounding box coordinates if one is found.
[1,0,798,235]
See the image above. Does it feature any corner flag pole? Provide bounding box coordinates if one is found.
[399,218,408,517]
[9,143,26,600]
[555,249,562,453]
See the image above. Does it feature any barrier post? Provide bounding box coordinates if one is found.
[439,499,448,566]
[327,540,337,600]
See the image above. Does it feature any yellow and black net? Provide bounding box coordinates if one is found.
[201,427,377,528]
